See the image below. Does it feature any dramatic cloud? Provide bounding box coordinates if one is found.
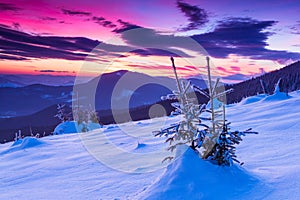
[191,17,300,61]
[61,8,117,29]
[192,17,276,56]
[90,16,117,28]
[0,54,27,61]
[1,16,299,63]
[61,9,91,16]
[176,0,209,31]
[118,18,300,62]
[113,19,142,33]
[0,25,189,61]
[119,28,203,55]
[35,69,72,73]
[40,17,57,21]
[0,25,99,60]
[120,28,200,58]
[131,48,188,57]
[0,2,20,11]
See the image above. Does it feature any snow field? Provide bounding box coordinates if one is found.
[0,90,299,199]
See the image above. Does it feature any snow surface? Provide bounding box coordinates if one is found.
[138,146,270,200]
[239,88,290,105]
[0,91,300,199]
[239,94,268,105]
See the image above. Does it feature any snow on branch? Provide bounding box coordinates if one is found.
[154,57,258,166]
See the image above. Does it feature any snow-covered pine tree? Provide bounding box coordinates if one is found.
[54,104,68,122]
[207,105,258,166]
[154,57,205,162]
[189,57,233,159]
[76,109,87,124]
[89,110,98,123]
[72,92,89,132]
[87,105,99,123]
[155,56,257,166]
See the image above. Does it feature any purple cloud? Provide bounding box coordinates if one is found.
[0,25,99,60]
[192,17,300,61]
[61,9,91,16]
[35,70,72,73]
[176,0,209,31]
[0,2,20,12]
[113,19,142,33]
[90,16,117,28]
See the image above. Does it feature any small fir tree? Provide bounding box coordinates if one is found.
[54,104,68,122]
[206,105,258,165]
[155,57,257,166]
[154,57,205,162]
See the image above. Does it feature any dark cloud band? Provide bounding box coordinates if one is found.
[61,9,91,16]
[0,3,20,12]
[176,0,209,31]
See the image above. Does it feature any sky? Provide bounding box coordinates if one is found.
[0,0,299,80]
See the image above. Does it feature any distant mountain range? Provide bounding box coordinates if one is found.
[0,76,25,87]
[0,84,72,117]
[222,73,253,84]
[0,70,252,88]
[0,70,207,117]
[0,74,77,87]
[0,61,299,143]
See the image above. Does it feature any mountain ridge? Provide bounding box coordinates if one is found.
[0,61,299,143]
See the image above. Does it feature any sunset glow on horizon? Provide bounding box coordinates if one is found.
[0,0,299,81]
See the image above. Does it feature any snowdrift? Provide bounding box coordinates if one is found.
[135,142,147,149]
[239,94,267,105]
[262,91,291,102]
[239,90,291,105]
[262,81,291,102]
[1,137,46,154]
[53,121,102,134]
[138,146,271,200]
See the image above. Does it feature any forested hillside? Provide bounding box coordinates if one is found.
[226,61,300,103]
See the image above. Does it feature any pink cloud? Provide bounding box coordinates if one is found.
[216,66,229,73]
[230,66,241,71]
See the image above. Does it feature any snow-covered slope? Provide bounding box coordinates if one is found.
[137,146,270,200]
[53,121,102,134]
[0,91,300,199]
